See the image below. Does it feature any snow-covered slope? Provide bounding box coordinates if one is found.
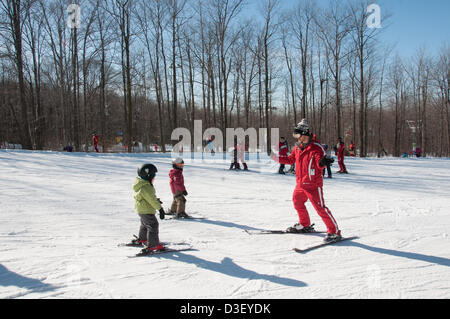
[0,150,449,298]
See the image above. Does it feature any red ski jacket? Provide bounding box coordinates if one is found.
[93,135,99,145]
[279,141,326,190]
[278,142,289,158]
[169,168,186,194]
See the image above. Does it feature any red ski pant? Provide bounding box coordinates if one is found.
[338,156,347,172]
[292,186,340,234]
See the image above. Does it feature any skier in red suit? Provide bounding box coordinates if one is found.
[273,119,341,243]
[277,137,289,174]
[337,137,348,174]
[92,133,99,153]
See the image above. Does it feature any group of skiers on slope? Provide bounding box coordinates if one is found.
[131,118,343,255]
[205,135,248,170]
[63,133,100,153]
[277,134,348,177]
[130,158,189,255]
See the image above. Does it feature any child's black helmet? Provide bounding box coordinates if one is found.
[138,164,157,181]
[294,119,311,136]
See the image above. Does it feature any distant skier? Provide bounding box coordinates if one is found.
[168,158,190,218]
[322,144,333,178]
[336,137,348,174]
[63,145,73,152]
[349,141,356,157]
[206,136,216,155]
[272,119,341,243]
[286,144,295,174]
[277,137,289,174]
[333,144,338,156]
[229,137,248,171]
[92,133,99,153]
[131,164,166,254]
[378,148,388,158]
[415,147,422,158]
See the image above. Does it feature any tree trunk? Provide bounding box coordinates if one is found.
[10,0,32,149]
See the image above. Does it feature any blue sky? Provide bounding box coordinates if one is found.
[246,0,449,57]
[376,0,449,56]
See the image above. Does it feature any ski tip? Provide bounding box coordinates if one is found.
[293,248,306,254]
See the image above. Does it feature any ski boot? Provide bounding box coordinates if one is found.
[137,244,165,256]
[323,231,342,243]
[126,236,147,247]
[166,209,176,216]
[286,223,316,234]
[175,212,190,219]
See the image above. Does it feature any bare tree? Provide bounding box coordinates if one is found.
[314,0,352,139]
[23,0,46,148]
[0,0,33,149]
[434,45,450,156]
[168,0,186,129]
[260,0,280,154]
[40,0,70,146]
[281,25,297,124]
[135,0,167,151]
[389,56,405,157]
[349,0,382,157]
[110,0,134,152]
[207,0,244,137]
[290,0,315,120]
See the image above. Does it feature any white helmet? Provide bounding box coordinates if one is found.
[172,157,184,165]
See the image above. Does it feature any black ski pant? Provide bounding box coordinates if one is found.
[138,214,160,248]
[323,164,332,178]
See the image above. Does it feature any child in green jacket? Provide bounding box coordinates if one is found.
[132,164,166,255]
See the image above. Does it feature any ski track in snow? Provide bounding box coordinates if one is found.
[0,150,449,299]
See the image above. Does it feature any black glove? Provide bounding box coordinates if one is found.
[159,208,165,220]
[319,156,334,167]
[183,190,188,196]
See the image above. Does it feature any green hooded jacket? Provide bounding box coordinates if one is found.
[133,177,162,214]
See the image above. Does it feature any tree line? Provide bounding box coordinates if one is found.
[0,0,449,157]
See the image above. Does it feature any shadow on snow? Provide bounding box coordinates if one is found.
[0,264,57,294]
[343,242,450,267]
[166,217,266,232]
[158,253,307,288]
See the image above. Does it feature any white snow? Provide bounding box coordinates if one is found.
[0,150,449,299]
